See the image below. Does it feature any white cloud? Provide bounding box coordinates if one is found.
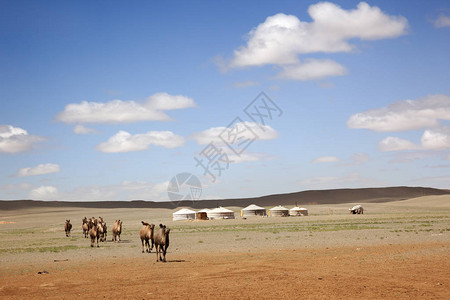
[378,128,450,152]
[29,186,59,200]
[347,94,450,132]
[56,92,196,124]
[146,92,196,110]
[312,156,340,163]
[190,122,278,164]
[73,124,99,135]
[190,121,278,145]
[16,163,60,177]
[96,130,185,153]
[229,2,407,68]
[0,125,45,153]
[277,59,347,80]
[421,128,450,150]
[434,14,450,28]
[378,136,418,152]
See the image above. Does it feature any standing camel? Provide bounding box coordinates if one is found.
[82,217,89,238]
[112,220,122,242]
[89,219,99,247]
[139,221,155,253]
[154,224,170,262]
[65,220,72,237]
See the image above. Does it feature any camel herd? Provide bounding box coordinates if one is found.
[64,218,170,262]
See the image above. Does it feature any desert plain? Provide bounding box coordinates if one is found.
[1,195,450,299]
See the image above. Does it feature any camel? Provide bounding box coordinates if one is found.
[112,220,122,242]
[89,219,99,247]
[98,221,106,242]
[88,217,96,230]
[154,224,170,262]
[82,217,89,238]
[349,205,364,214]
[139,221,155,253]
[65,220,72,237]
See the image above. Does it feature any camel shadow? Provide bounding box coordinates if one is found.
[166,259,186,263]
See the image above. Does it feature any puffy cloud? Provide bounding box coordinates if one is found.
[277,59,347,80]
[73,124,99,135]
[377,128,450,152]
[56,92,196,124]
[15,163,60,177]
[378,137,418,152]
[96,130,185,153]
[29,186,59,200]
[421,128,450,150]
[312,156,340,163]
[434,14,450,28]
[0,125,45,153]
[190,122,278,145]
[347,94,450,132]
[190,122,278,164]
[229,2,408,68]
[146,93,196,110]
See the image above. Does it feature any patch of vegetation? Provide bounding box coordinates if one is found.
[0,245,81,254]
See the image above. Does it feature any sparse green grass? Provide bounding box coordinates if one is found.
[0,245,82,254]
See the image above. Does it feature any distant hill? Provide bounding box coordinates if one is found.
[1,186,449,211]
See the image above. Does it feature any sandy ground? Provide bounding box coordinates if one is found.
[1,197,449,299]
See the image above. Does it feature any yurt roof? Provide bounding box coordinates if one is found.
[350,205,362,210]
[209,206,234,213]
[173,208,196,215]
[270,205,288,211]
[197,208,211,213]
[289,206,308,211]
[242,204,265,211]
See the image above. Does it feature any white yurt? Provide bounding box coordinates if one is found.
[289,206,309,216]
[172,208,196,221]
[241,204,266,217]
[207,207,235,220]
[269,205,289,217]
[196,208,210,220]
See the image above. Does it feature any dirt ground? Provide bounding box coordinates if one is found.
[1,198,449,299]
[1,243,449,299]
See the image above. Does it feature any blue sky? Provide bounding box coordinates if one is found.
[1,0,449,201]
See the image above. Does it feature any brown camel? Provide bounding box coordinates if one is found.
[64,220,72,237]
[89,219,99,247]
[82,217,89,238]
[112,220,122,242]
[139,221,155,253]
[154,224,170,262]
